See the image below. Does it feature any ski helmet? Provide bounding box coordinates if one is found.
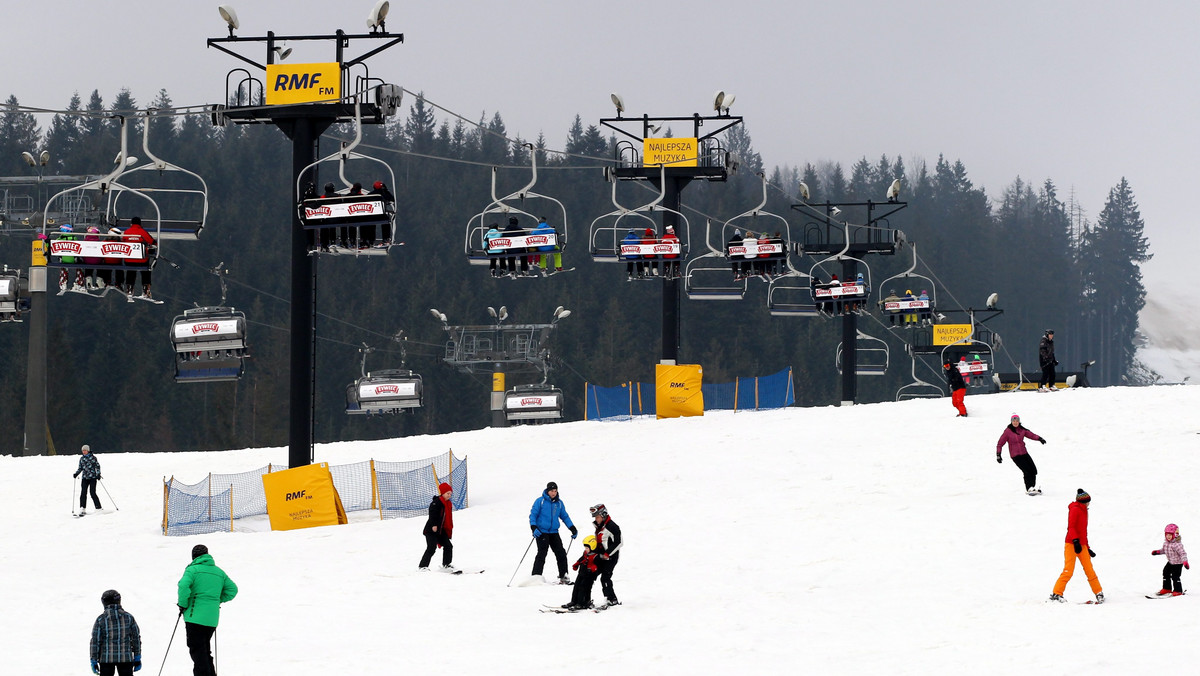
[589,503,608,519]
[1165,523,1179,536]
[101,589,121,606]
[582,535,598,550]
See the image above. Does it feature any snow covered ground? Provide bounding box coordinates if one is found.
[1138,287,1200,384]
[4,385,1200,674]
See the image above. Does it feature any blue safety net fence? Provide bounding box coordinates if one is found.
[585,367,794,421]
[163,452,468,536]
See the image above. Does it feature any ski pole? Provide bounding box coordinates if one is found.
[157,613,181,676]
[214,628,218,675]
[507,537,536,587]
[71,476,77,515]
[99,479,119,511]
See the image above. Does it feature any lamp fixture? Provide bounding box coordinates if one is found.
[218,5,239,37]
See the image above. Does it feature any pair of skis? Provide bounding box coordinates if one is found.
[540,603,615,614]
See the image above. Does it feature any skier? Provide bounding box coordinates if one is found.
[591,503,623,606]
[177,544,238,676]
[660,225,680,278]
[560,535,601,611]
[419,482,455,572]
[529,481,578,583]
[944,362,967,417]
[623,228,644,279]
[996,413,1045,495]
[1038,329,1058,392]
[1050,489,1104,604]
[121,217,155,298]
[1151,523,1189,596]
[90,589,141,676]
[73,444,103,513]
[484,223,504,277]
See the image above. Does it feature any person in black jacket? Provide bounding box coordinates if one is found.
[944,362,967,417]
[73,444,102,513]
[1038,330,1058,391]
[419,482,455,571]
[90,589,141,676]
[591,503,623,606]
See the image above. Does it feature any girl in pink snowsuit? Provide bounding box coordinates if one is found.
[1151,523,1189,596]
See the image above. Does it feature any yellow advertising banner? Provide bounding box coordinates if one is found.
[265,63,341,105]
[932,324,974,346]
[492,372,505,392]
[31,239,46,267]
[656,364,704,419]
[262,463,348,531]
[643,138,698,167]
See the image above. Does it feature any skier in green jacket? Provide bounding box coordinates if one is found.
[177,544,237,676]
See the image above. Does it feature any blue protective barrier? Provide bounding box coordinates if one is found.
[585,367,793,421]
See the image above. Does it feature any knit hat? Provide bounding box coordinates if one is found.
[439,482,452,495]
[1076,489,1090,504]
[101,589,121,606]
[546,481,558,491]
[1010,414,1020,422]
[191,544,209,559]
[81,444,90,452]
[373,181,384,189]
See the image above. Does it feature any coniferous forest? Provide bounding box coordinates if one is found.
[0,89,1153,454]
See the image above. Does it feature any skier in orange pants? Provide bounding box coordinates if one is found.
[1050,488,1104,603]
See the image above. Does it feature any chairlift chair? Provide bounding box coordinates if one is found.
[684,250,746,301]
[588,165,688,280]
[347,370,424,414]
[296,101,398,256]
[107,108,210,240]
[807,215,872,318]
[464,145,569,278]
[836,329,889,376]
[503,383,564,423]
[766,269,819,317]
[721,173,791,282]
[877,242,936,328]
[896,353,945,401]
[170,307,248,382]
[0,266,29,322]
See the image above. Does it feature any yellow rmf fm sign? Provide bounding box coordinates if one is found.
[266,63,341,105]
[643,137,698,167]
[933,324,974,346]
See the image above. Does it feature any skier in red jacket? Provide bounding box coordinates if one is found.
[1050,489,1104,603]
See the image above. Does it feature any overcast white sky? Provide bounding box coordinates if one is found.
[5,1,1197,296]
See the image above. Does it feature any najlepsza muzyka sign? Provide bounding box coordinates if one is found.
[49,239,143,259]
[933,324,974,345]
[642,137,698,167]
[266,62,341,105]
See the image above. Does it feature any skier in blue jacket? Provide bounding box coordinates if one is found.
[529,481,578,583]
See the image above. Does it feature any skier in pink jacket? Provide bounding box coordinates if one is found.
[1151,523,1189,596]
[996,413,1046,496]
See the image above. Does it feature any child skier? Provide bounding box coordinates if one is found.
[1151,523,1189,596]
[90,589,141,676]
[561,535,600,611]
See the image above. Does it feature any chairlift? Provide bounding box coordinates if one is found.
[939,316,996,392]
[684,238,746,300]
[464,145,569,278]
[896,353,945,401]
[108,108,210,240]
[808,217,872,318]
[720,173,791,282]
[877,242,935,328]
[170,264,247,382]
[43,116,164,290]
[296,101,398,256]
[503,383,564,423]
[0,266,30,322]
[836,330,889,376]
[170,307,248,383]
[766,269,819,317]
[346,344,423,414]
[588,165,688,280]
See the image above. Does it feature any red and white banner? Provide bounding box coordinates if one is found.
[173,319,242,340]
[727,243,783,258]
[303,197,384,221]
[882,299,930,311]
[358,381,419,400]
[505,393,560,410]
[0,278,12,296]
[814,283,866,298]
[957,362,989,374]
[486,233,558,251]
[619,241,681,257]
[49,239,144,259]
